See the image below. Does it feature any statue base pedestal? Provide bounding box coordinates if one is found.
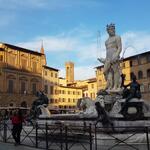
[120,99,144,120]
[97,89,123,112]
[106,88,123,94]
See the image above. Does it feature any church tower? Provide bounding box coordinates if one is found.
[65,62,74,84]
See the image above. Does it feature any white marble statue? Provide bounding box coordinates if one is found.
[98,23,122,90]
[95,95,105,107]
[38,104,51,118]
[77,97,107,117]
[77,97,98,118]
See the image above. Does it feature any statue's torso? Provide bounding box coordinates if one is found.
[105,35,120,60]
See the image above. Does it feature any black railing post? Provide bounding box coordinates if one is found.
[45,122,48,150]
[146,126,150,150]
[89,123,92,150]
[94,124,97,150]
[60,124,63,150]
[3,119,7,143]
[65,125,68,150]
[35,122,38,148]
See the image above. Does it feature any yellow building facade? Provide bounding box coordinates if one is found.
[87,78,97,100]
[42,65,59,107]
[57,86,82,110]
[41,63,83,110]
[0,43,46,107]
[74,78,97,100]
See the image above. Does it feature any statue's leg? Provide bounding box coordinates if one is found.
[109,71,113,89]
[122,88,130,98]
[103,66,108,81]
[112,63,121,89]
[104,61,111,89]
[103,61,111,80]
[106,72,113,89]
[126,89,136,101]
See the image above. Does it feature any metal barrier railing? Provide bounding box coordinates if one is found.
[95,124,150,150]
[0,119,149,150]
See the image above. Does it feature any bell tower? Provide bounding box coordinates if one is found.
[65,62,74,84]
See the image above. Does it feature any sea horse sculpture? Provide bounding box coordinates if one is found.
[31,91,49,118]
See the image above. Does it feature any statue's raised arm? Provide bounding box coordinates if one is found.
[97,57,105,64]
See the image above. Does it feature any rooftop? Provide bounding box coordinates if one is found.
[43,65,59,72]
[1,43,43,56]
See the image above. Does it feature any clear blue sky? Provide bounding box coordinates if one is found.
[0,0,150,79]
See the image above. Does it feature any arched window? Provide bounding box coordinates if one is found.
[32,83,37,95]
[147,69,150,78]
[44,85,48,94]
[8,80,14,93]
[21,82,26,94]
[138,71,143,79]
[130,61,132,67]
[50,99,54,103]
[99,80,102,86]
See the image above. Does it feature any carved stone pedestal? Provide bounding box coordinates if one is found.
[120,99,144,120]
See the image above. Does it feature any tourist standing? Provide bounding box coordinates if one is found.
[11,109,24,146]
